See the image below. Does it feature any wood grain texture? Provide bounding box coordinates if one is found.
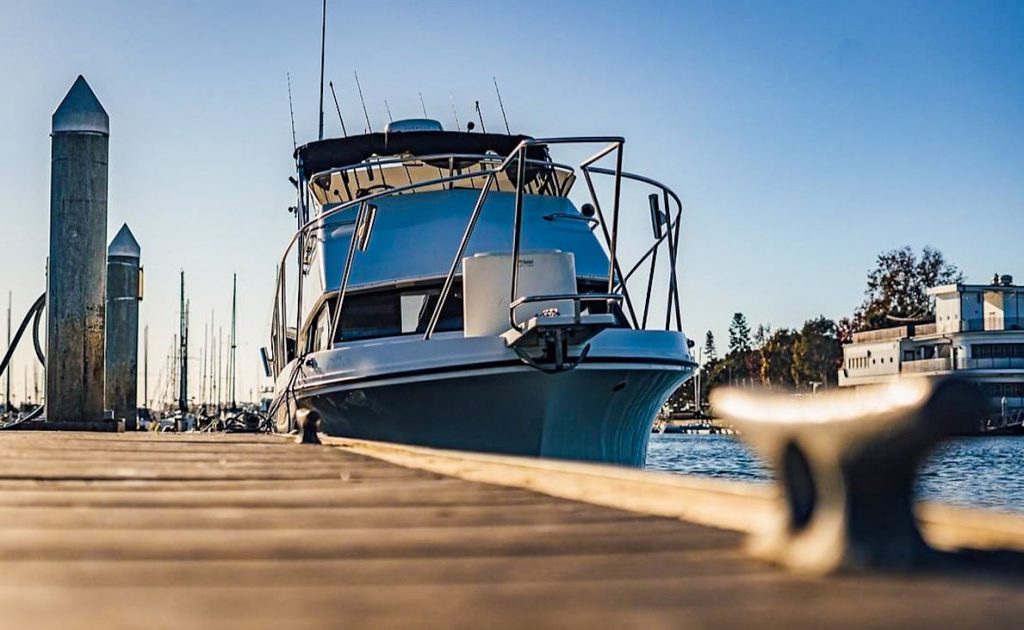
[0,431,1019,629]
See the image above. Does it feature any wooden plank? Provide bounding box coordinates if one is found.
[0,431,1018,630]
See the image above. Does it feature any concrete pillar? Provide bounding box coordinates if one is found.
[105,224,141,429]
[46,76,109,423]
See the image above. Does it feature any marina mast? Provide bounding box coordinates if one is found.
[177,272,188,413]
[230,273,237,409]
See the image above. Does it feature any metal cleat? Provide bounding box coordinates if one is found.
[712,377,985,574]
[295,408,322,445]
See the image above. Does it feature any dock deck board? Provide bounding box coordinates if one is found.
[0,431,1020,629]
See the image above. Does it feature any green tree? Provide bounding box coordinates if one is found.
[759,328,798,388]
[792,316,843,388]
[854,246,963,331]
[728,313,752,354]
[702,330,718,363]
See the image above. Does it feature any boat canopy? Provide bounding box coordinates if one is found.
[295,131,548,176]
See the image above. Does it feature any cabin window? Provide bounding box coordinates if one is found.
[401,295,427,333]
[332,286,465,343]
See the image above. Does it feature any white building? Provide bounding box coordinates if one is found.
[838,274,1024,433]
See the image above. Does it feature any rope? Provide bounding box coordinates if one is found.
[0,293,46,430]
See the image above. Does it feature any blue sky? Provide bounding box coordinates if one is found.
[1,0,1022,403]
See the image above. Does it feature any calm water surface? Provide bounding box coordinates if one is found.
[646,434,1024,514]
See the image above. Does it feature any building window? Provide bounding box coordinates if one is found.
[980,383,1024,397]
[973,343,1024,359]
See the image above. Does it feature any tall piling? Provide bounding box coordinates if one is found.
[105,224,141,429]
[46,76,109,423]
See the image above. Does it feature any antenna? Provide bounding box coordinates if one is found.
[474,100,486,133]
[449,95,461,130]
[493,76,511,134]
[354,71,371,132]
[384,99,394,123]
[317,0,327,140]
[328,80,348,137]
[419,92,428,117]
[286,73,297,150]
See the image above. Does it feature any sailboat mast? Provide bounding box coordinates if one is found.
[230,273,237,409]
[178,272,188,413]
[143,325,148,410]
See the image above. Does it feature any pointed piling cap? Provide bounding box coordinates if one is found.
[108,224,140,259]
[52,75,109,135]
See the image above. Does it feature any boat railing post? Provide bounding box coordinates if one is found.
[508,146,528,332]
[580,167,639,328]
[423,172,497,340]
[670,190,683,331]
[329,201,370,344]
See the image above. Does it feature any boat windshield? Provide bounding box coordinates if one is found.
[308,156,575,206]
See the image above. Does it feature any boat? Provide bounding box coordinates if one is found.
[264,118,696,466]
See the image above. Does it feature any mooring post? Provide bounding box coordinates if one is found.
[712,377,985,574]
[105,224,141,430]
[46,76,110,425]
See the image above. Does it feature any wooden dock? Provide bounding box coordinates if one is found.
[0,431,1021,629]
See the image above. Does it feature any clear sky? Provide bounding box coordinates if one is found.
[1,0,1022,405]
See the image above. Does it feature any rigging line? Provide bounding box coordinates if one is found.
[474,100,486,133]
[317,0,327,140]
[384,99,394,123]
[286,73,297,150]
[419,92,428,118]
[449,95,460,130]
[493,76,511,134]
[329,80,348,137]
[354,70,372,132]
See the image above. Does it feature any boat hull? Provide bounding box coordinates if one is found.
[278,330,695,467]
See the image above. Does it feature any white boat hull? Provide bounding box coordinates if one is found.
[277,330,695,466]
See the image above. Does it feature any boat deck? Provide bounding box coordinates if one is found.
[0,431,1020,629]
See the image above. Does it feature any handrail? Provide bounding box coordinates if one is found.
[542,212,597,225]
[309,152,576,185]
[275,165,513,357]
[272,134,686,377]
[510,293,623,307]
[585,166,684,332]
[509,293,624,329]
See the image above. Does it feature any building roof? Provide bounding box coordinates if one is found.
[927,282,1022,296]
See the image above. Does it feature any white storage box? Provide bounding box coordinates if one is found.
[463,250,576,337]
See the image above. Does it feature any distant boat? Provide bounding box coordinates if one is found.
[265,119,696,466]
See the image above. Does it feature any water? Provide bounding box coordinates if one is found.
[646,434,1024,514]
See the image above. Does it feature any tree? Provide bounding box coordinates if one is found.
[792,316,843,388]
[759,328,797,388]
[753,324,771,349]
[702,331,718,363]
[728,313,752,354]
[854,246,963,331]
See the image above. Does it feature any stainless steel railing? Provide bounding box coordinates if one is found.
[271,136,684,373]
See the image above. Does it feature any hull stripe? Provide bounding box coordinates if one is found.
[295,355,696,393]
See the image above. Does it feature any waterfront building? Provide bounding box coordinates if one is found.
[838,274,1023,432]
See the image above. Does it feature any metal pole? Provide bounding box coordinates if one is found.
[46,76,109,423]
[509,148,526,330]
[317,0,327,141]
[5,291,10,412]
[230,273,237,409]
[143,325,148,410]
[424,173,496,339]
